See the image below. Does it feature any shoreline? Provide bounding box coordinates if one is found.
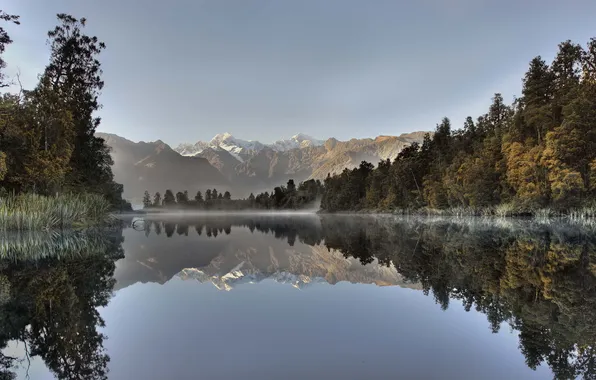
[117,207,596,220]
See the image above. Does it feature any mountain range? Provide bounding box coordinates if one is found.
[98,131,428,202]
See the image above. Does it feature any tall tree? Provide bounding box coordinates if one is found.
[175,191,186,204]
[0,10,19,88]
[153,191,161,207]
[41,14,119,201]
[163,189,175,206]
[142,190,151,208]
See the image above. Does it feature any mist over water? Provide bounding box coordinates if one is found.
[4,214,596,379]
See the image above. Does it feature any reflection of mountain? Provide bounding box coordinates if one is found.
[115,217,415,292]
[176,242,408,291]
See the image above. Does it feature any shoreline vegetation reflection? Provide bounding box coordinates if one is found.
[2,215,596,379]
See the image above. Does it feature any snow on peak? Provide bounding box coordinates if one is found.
[175,132,324,159]
[210,132,235,144]
[176,267,325,291]
[271,133,325,151]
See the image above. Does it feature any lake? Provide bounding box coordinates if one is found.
[2,214,595,379]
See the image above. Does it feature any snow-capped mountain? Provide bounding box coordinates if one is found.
[177,267,328,291]
[175,132,323,160]
[270,133,325,151]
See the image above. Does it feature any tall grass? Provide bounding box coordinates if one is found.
[0,229,119,261]
[0,193,112,231]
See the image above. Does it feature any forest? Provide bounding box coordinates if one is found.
[321,37,596,215]
[142,178,324,211]
[0,11,130,213]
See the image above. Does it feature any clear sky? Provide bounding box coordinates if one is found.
[2,0,596,146]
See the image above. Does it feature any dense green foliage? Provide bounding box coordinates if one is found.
[144,178,324,210]
[0,193,113,231]
[321,38,596,214]
[0,13,129,211]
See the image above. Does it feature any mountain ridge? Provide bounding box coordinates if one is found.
[175,132,326,159]
[98,130,429,200]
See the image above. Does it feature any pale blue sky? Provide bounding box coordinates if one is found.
[2,0,596,146]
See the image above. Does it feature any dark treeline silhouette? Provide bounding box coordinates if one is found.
[321,37,596,215]
[0,229,124,380]
[133,214,596,378]
[138,215,325,247]
[142,178,324,211]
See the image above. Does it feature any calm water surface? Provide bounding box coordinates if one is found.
[2,214,596,379]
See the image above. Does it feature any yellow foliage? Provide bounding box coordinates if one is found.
[542,132,585,204]
[0,151,6,181]
[503,141,547,207]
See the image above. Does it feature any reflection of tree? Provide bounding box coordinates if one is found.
[164,222,175,237]
[318,217,596,379]
[140,216,324,247]
[0,230,124,379]
[131,214,596,377]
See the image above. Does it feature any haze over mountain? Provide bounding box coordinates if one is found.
[97,133,230,202]
[99,130,428,201]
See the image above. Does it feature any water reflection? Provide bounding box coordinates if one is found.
[2,215,596,379]
[0,229,124,379]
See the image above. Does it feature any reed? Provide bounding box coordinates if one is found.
[0,229,120,261]
[0,193,112,231]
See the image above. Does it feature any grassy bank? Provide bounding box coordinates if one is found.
[0,193,113,231]
[320,204,596,221]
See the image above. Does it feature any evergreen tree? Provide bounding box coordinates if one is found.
[142,190,151,208]
[153,192,161,207]
[176,191,186,204]
[42,14,122,203]
[287,179,296,193]
[163,189,175,206]
[223,191,231,200]
[195,190,203,202]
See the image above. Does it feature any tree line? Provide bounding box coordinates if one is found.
[0,11,130,210]
[142,178,324,210]
[321,37,596,214]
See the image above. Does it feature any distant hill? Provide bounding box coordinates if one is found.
[97,133,229,202]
